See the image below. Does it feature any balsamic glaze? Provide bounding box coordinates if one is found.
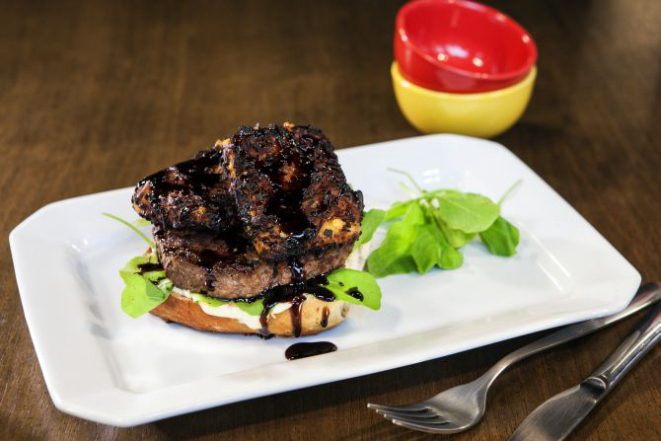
[258,258,337,338]
[137,262,163,275]
[266,185,313,236]
[204,269,216,291]
[288,257,305,281]
[289,295,306,338]
[245,127,316,241]
[197,249,221,292]
[346,287,364,302]
[134,148,234,232]
[285,342,337,360]
[304,281,336,301]
[140,149,224,202]
[258,310,270,337]
[320,307,330,328]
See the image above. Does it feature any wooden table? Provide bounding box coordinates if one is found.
[2,1,660,439]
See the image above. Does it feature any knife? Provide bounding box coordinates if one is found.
[509,300,661,441]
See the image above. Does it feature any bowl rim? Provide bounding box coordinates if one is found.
[396,0,538,82]
[391,61,537,100]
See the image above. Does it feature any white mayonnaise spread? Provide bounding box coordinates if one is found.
[173,241,373,329]
[172,287,290,329]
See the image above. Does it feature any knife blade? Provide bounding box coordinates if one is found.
[508,380,604,441]
[509,302,661,441]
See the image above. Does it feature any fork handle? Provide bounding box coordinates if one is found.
[585,301,661,392]
[484,282,661,385]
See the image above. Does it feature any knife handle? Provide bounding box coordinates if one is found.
[585,301,661,392]
[488,283,661,380]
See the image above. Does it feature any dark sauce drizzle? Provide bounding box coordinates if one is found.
[139,149,224,204]
[289,295,306,338]
[134,148,235,233]
[320,307,330,328]
[197,249,220,292]
[285,342,337,360]
[346,287,364,302]
[254,129,315,237]
[259,258,336,338]
[137,262,167,285]
[137,262,163,275]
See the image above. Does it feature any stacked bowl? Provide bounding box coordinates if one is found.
[392,0,537,138]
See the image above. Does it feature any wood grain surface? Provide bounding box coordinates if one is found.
[1,0,660,439]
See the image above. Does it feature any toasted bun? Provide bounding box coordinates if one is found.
[151,292,349,337]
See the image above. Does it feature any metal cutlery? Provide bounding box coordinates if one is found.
[509,299,661,440]
[367,282,661,434]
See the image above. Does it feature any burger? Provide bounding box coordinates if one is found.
[116,123,381,338]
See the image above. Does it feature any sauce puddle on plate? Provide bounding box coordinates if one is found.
[285,342,337,360]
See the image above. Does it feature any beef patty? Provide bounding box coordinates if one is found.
[153,226,353,299]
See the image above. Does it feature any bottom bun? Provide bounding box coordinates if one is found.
[151,292,349,337]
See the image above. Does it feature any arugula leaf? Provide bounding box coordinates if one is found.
[236,299,265,316]
[325,268,381,310]
[385,200,415,221]
[190,293,265,316]
[120,254,156,278]
[437,238,464,269]
[479,216,520,257]
[435,216,476,248]
[434,191,500,233]
[119,255,171,318]
[133,218,152,227]
[354,209,386,250]
[189,292,228,307]
[157,278,174,292]
[366,170,518,278]
[423,221,463,269]
[367,203,424,277]
[411,225,441,273]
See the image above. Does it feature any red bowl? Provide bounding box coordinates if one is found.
[395,0,537,93]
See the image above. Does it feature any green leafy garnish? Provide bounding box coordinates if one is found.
[324,268,381,310]
[434,190,500,233]
[236,299,266,315]
[433,229,464,269]
[479,216,520,257]
[189,293,265,316]
[437,223,476,248]
[365,171,520,278]
[410,225,442,273]
[133,218,152,227]
[119,254,172,318]
[385,200,415,221]
[353,209,386,250]
[366,203,423,277]
[189,292,228,307]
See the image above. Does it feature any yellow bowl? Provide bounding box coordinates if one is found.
[391,62,536,138]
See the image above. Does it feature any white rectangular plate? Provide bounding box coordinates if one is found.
[10,134,640,426]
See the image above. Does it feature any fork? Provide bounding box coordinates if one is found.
[367,282,661,434]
